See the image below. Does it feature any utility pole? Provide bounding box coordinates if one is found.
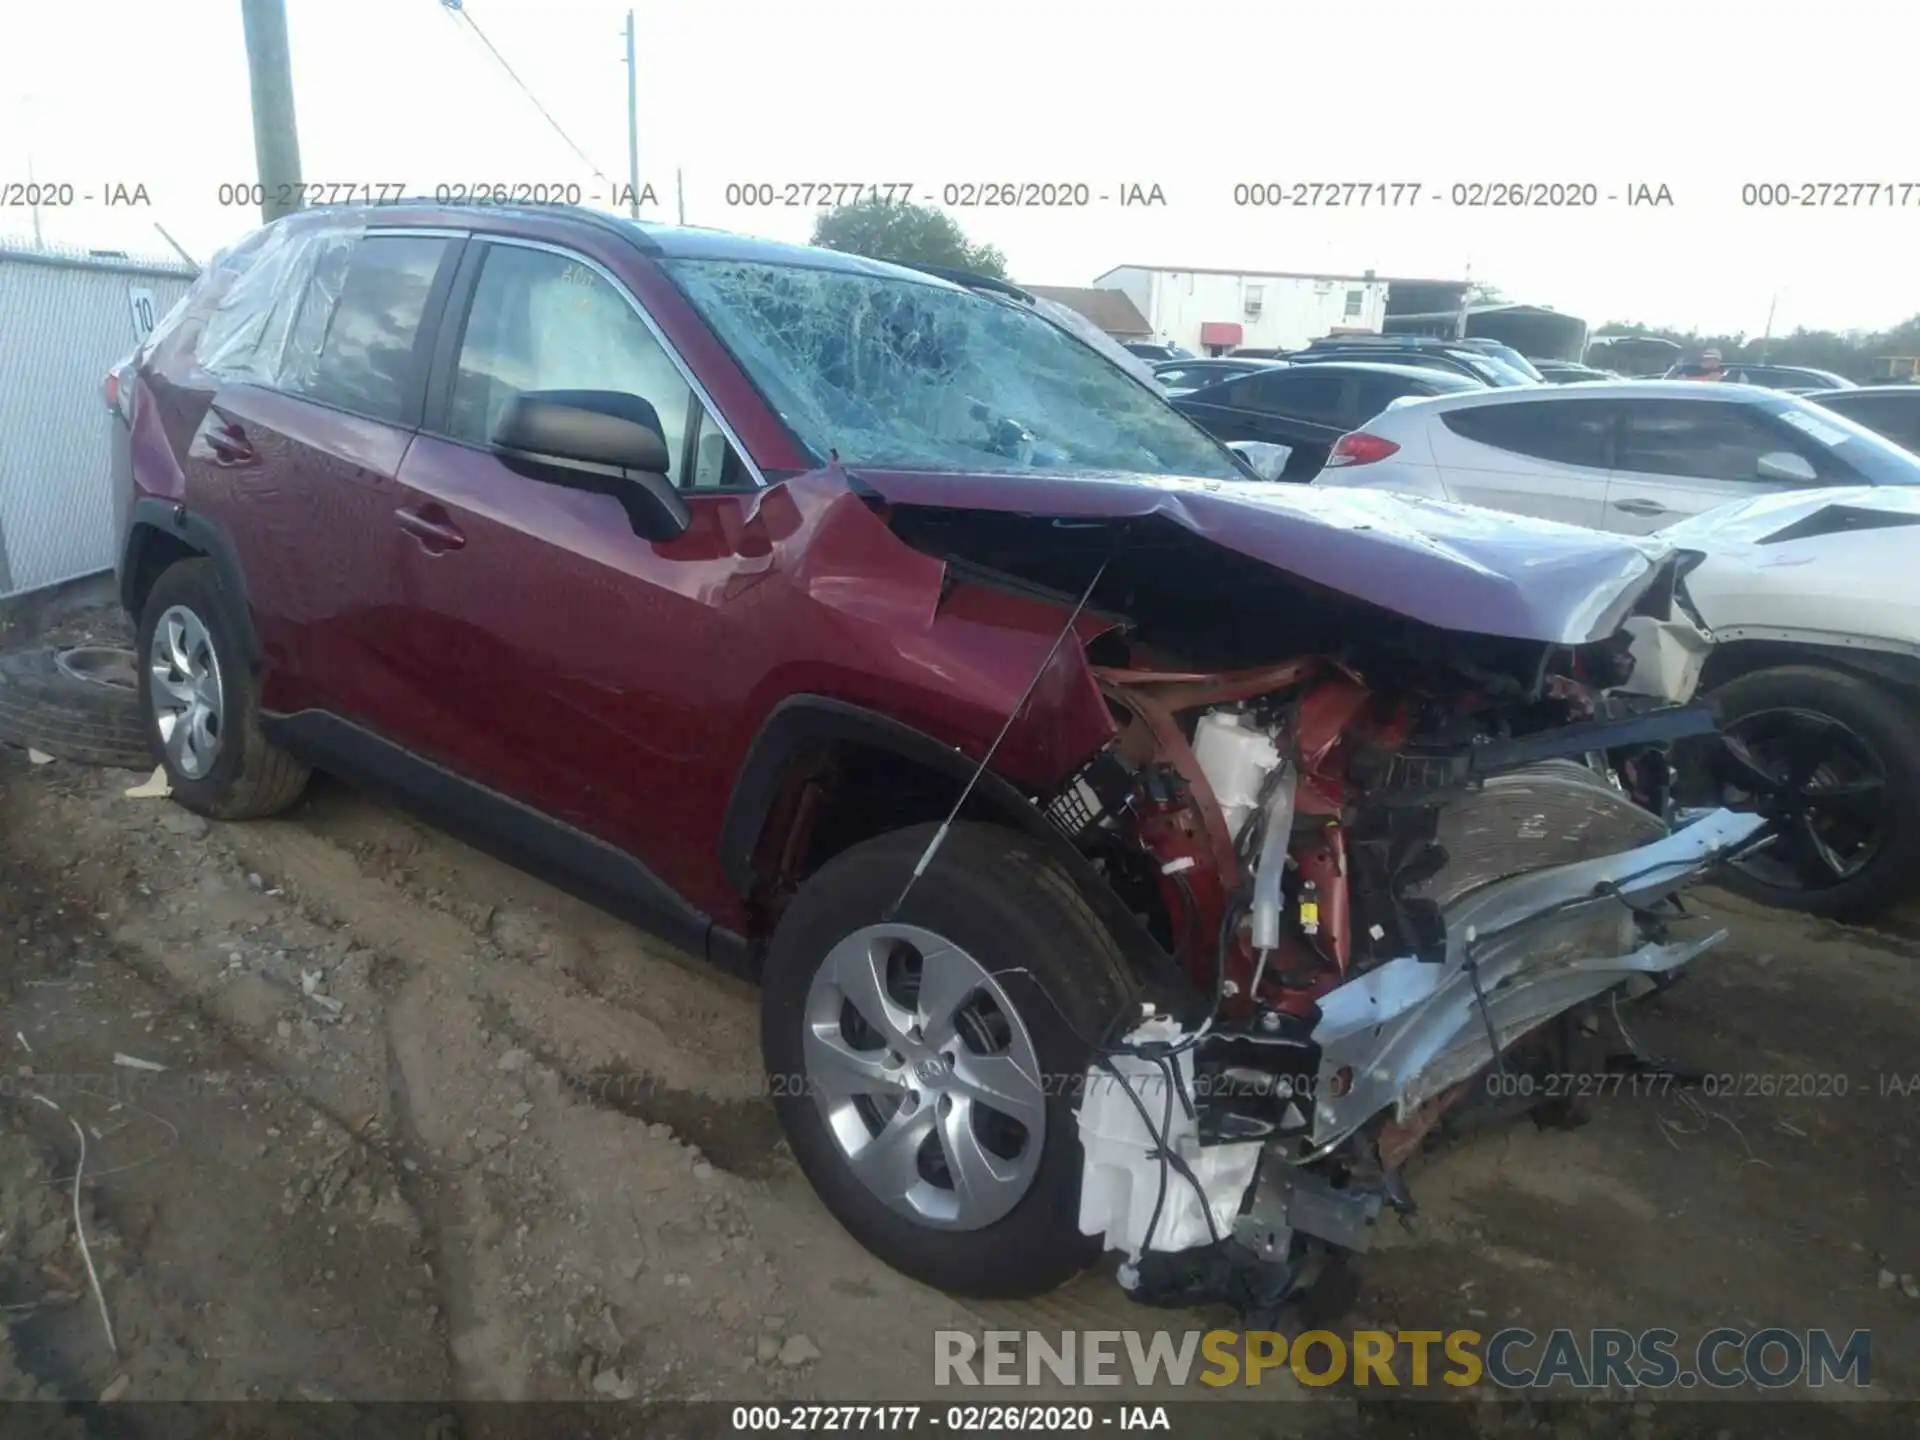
[676,166,685,225]
[239,0,304,223]
[623,10,641,218]
[1759,290,1780,363]
[25,149,43,249]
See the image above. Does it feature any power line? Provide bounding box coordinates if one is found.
[439,0,615,185]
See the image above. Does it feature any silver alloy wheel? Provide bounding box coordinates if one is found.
[148,604,225,780]
[803,922,1047,1231]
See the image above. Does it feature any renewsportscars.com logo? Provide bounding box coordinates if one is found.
[934,1327,1873,1391]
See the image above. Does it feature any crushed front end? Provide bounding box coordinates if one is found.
[859,474,1764,1315]
[1047,627,1761,1320]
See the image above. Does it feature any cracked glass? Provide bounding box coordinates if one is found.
[663,259,1243,480]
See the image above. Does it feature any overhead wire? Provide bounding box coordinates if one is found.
[440,1,617,186]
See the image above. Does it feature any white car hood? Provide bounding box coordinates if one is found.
[1658,485,1920,652]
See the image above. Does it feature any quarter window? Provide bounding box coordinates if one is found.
[1441,399,1614,467]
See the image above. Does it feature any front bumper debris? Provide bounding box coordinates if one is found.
[1306,806,1767,1150]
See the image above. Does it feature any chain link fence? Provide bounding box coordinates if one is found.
[0,241,197,600]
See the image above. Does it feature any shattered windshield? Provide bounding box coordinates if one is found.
[661,258,1244,479]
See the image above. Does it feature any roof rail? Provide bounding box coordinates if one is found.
[1306,332,1458,348]
[298,197,664,254]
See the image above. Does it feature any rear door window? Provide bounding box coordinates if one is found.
[1440,399,1614,467]
[1229,369,1346,423]
[1354,373,1433,419]
[294,235,451,423]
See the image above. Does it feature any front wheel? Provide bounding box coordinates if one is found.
[761,822,1133,1298]
[1688,664,1920,920]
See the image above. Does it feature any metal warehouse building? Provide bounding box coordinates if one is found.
[0,242,196,600]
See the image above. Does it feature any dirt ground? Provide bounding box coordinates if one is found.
[1,603,1916,1434]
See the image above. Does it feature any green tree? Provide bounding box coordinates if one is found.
[810,197,1008,279]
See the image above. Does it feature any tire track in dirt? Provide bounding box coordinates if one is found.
[220,808,782,1164]
[0,772,452,1401]
[212,794,986,1399]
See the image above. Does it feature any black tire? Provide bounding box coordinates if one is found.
[0,647,150,768]
[136,559,310,820]
[1699,664,1920,920]
[762,822,1135,1298]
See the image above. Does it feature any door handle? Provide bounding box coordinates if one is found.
[1612,498,1671,516]
[205,419,254,466]
[395,504,467,552]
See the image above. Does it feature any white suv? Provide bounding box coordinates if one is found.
[1312,381,1920,533]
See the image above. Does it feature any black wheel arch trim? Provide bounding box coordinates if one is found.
[1704,641,1920,704]
[122,498,263,668]
[719,694,1193,999]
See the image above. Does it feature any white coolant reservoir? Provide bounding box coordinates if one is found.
[1191,709,1281,843]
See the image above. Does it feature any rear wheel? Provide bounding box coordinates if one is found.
[761,822,1133,1298]
[1689,665,1920,920]
[136,560,310,820]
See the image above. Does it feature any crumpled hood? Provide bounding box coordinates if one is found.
[855,468,1679,646]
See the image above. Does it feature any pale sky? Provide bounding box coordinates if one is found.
[4,0,1915,337]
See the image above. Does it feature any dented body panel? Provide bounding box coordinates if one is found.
[1658,485,1920,660]
[852,468,1683,646]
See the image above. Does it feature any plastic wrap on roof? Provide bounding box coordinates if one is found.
[194,221,362,388]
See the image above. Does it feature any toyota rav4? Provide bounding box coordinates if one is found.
[113,202,1763,1314]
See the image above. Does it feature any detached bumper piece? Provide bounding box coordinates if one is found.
[1307,806,1767,1150]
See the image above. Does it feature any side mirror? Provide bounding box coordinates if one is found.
[491,389,691,541]
[1227,439,1293,482]
[1755,450,1818,485]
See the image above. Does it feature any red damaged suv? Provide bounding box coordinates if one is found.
[114,202,1759,1313]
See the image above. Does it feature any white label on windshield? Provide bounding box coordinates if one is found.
[1776,409,1851,447]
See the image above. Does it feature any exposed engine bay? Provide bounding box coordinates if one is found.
[869,496,1770,1319]
[1056,646,1761,1312]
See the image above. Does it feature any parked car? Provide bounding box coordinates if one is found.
[1802,384,1920,452]
[1151,357,1285,396]
[1299,333,1544,379]
[1666,360,1855,392]
[1301,334,1545,383]
[113,202,1754,1314]
[1313,381,1920,532]
[1533,360,1615,384]
[1123,340,1194,362]
[1448,337,1547,381]
[1654,487,1920,918]
[1172,362,1482,479]
[1287,342,1534,388]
